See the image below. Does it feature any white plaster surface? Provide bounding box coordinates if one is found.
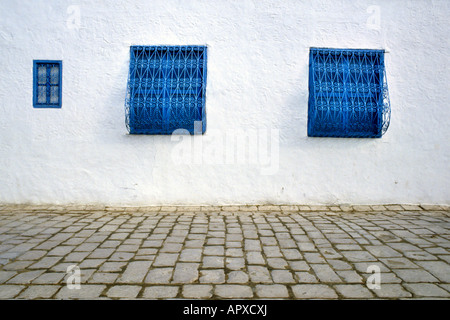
[0,0,448,205]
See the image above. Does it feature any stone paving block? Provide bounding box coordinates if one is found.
[48,246,76,256]
[327,259,352,270]
[226,257,245,270]
[2,260,34,270]
[180,249,202,262]
[295,272,319,283]
[227,271,249,284]
[145,268,173,284]
[0,285,25,299]
[202,256,224,269]
[172,263,199,283]
[380,258,419,269]
[18,285,61,299]
[0,271,17,284]
[244,239,262,251]
[143,286,180,299]
[393,269,439,283]
[341,251,377,262]
[29,257,62,269]
[372,284,412,298]
[106,285,141,298]
[246,252,266,265]
[79,259,105,269]
[297,242,318,252]
[215,285,253,298]
[109,252,135,262]
[414,261,450,282]
[271,270,295,283]
[32,272,66,284]
[99,262,126,273]
[438,284,450,293]
[353,262,390,273]
[226,248,244,257]
[117,261,152,283]
[7,270,45,284]
[311,264,342,283]
[64,251,90,263]
[256,284,289,298]
[248,266,272,283]
[153,253,179,267]
[336,270,364,283]
[88,248,115,259]
[304,253,326,264]
[203,246,224,256]
[160,243,183,253]
[360,272,402,284]
[404,283,450,298]
[291,284,338,299]
[267,258,288,269]
[56,285,106,299]
[75,242,100,252]
[207,238,225,246]
[200,269,225,284]
[263,246,283,258]
[334,284,374,298]
[282,248,303,260]
[385,205,403,211]
[16,250,47,261]
[288,260,310,271]
[88,272,119,284]
[364,245,402,258]
[182,285,213,298]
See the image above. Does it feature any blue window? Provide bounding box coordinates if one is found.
[308,48,390,138]
[125,46,207,134]
[33,60,62,108]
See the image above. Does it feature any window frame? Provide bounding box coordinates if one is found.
[125,45,207,135]
[307,47,390,138]
[33,60,63,108]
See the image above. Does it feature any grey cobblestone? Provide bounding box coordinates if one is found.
[106,285,141,298]
[142,286,179,299]
[215,285,253,298]
[0,205,449,299]
[18,285,60,299]
[291,284,338,299]
[182,284,213,298]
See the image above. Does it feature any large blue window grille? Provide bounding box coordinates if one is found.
[125,45,207,134]
[308,48,390,138]
[33,60,62,108]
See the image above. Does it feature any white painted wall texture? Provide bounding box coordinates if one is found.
[0,0,449,205]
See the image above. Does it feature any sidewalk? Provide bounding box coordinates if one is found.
[0,204,449,299]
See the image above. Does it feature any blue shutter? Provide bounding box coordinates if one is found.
[125,46,207,134]
[308,48,390,137]
[33,60,62,108]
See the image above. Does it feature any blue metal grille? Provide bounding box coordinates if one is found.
[33,60,62,108]
[125,46,207,134]
[308,48,390,138]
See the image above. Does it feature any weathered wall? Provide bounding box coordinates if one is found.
[0,0,448,205]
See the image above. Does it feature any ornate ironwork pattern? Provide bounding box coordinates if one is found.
[33,60,62,108]
[308,48,390,138]
[125,46,207,134]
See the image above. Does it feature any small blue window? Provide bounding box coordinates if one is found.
[125,45,207,134]
[308,48,390,138]
[33,60,62,108]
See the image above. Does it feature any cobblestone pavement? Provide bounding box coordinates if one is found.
[0,204,449,300]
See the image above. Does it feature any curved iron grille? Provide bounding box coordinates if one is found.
[308,48,390,138]
[125,46,207,134]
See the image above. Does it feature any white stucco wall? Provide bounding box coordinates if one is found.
[0,0,448,206]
